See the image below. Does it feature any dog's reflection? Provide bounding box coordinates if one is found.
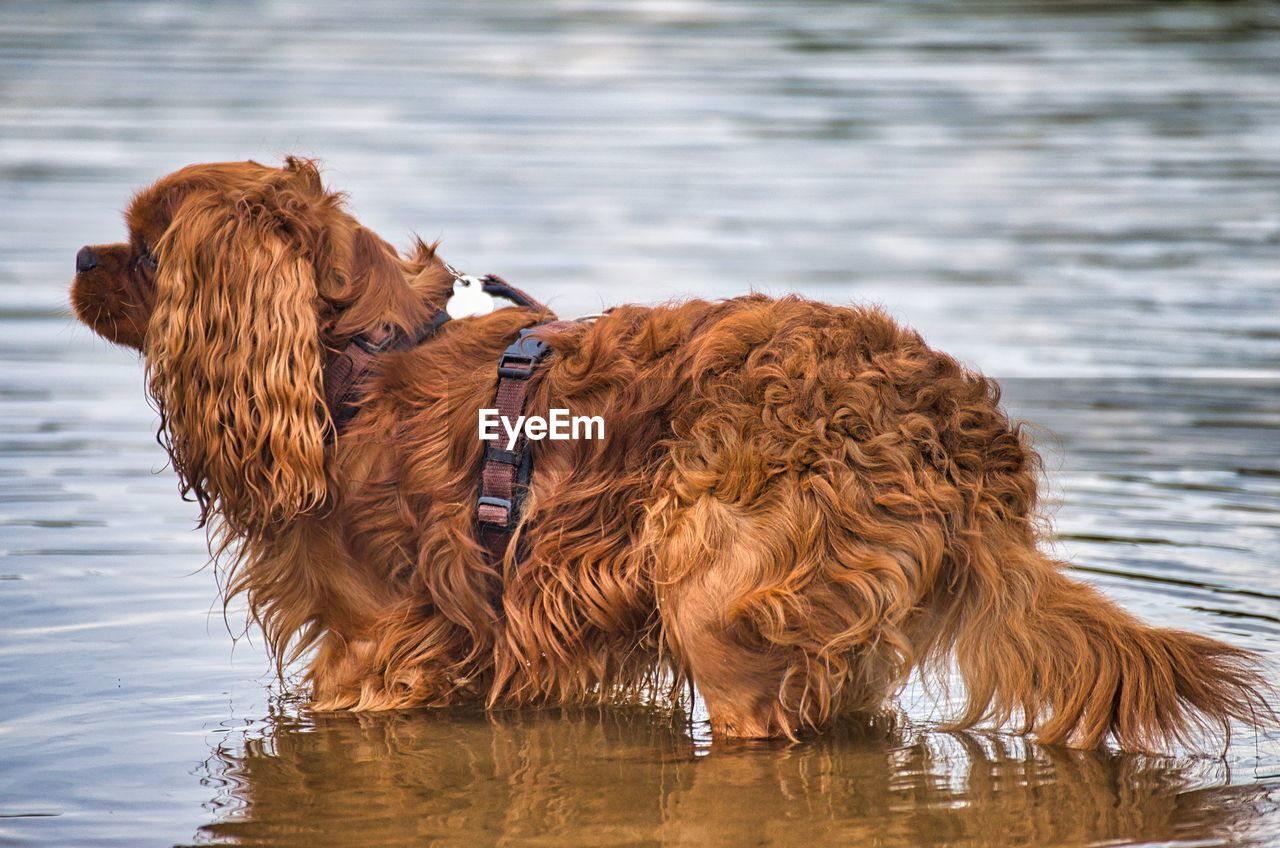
[195,708,1270,847]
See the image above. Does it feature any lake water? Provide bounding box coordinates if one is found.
[1,1,1278,845]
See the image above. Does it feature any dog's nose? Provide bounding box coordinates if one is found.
[76,246,99,274]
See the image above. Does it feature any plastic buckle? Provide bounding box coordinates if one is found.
[497,356,535,379]
[497,329,549,379]
[477,495,512,526]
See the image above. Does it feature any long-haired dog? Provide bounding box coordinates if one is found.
[71,158,1271,747]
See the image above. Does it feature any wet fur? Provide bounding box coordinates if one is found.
[71,159,1273,748]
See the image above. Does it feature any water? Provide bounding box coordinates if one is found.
[2,1,1279,845]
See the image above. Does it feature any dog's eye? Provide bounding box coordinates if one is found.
[138,243,158,271]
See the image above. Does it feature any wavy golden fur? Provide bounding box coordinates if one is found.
[70,158,1273,748]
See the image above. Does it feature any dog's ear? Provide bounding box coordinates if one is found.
[325,226,429,338]
[146,186,331,537]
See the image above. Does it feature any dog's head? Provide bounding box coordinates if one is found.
[70,158,436,537]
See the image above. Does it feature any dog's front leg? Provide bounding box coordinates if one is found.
[307,598,487,711]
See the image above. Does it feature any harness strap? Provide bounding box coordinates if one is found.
[476,320,577,564]
[319,271,575,582]
[324,311,452,433]
[322,274,547,435]
[477,273,544,313]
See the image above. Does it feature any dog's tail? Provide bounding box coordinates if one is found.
[932,529,1274,750]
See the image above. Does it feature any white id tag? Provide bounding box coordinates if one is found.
[445,276,495,319]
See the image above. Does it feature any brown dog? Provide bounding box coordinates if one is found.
[71,158,1271,746]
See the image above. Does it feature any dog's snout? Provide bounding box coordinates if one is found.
[75,246,99,274]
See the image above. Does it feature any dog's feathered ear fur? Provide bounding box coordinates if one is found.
[146,168,333,537]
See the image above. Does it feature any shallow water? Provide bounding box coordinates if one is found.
[2,1,1279,845]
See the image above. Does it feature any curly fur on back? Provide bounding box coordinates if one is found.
[70,159,1274,748]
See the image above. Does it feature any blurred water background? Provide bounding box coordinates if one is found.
[2,1,1279,845]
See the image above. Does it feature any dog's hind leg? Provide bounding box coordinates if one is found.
[650,492,918,739]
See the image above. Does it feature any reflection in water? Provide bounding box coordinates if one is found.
[194,708,1278,847]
